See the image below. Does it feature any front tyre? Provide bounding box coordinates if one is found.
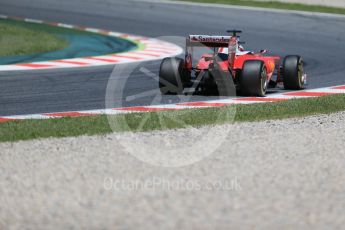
[240,60,267,97]
[282,55,304,90]
[159,57,188,95]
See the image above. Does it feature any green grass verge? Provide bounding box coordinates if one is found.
[1,94,345,142]
[0,19,69,57]
[178,0,345,15]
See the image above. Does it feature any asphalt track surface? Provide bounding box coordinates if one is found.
[0,0,345,116]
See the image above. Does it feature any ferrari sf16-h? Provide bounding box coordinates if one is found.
[159,30,307,97]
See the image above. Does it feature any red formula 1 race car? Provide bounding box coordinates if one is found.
[159,30,307,97]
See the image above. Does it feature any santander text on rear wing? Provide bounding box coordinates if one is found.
[187,35,231,47]
[185,35,239,69]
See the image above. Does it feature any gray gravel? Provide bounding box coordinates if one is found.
[1,112,345,230]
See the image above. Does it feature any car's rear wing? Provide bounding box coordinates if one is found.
[185,34,239,70]
[187,35,231,47]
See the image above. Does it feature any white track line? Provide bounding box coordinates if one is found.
[139,0,345,18]
[1,85,344,122]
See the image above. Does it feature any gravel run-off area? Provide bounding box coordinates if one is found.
[1,111,345,229]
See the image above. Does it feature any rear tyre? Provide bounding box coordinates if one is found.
[282,55,304,90]
[159,57,189,95]
[202,71,218,96]
[210,61,235,97]
[240,60,267,97]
